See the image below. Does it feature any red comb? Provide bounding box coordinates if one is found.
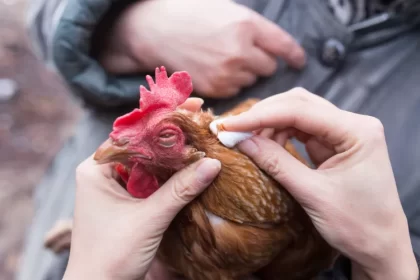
[113,66,193,127]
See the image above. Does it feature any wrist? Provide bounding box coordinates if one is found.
[352,258,418,280]
[351,214,418,280]
[96,1,155,74]
[63,246,149,280]
[120,1,162,71]
[62,250,120,280]
[102,1,160,73]
[63,263,114,280]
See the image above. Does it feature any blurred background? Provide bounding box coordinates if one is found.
[0,0,80,279]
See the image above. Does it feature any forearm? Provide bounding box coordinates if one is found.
[92,0,145,74]
[95,0,155,75]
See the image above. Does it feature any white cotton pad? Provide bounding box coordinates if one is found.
[209,118,253,148]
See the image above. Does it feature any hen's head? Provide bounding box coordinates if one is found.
[93,66,202,198]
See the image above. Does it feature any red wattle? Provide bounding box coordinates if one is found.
[126,163,159,199]
[114,163,129,184]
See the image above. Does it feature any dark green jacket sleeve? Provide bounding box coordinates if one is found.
[53,0,145,108]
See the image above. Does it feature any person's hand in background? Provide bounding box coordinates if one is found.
[221,88,419,280]
[99,0,305,98]
[63,99,221,280]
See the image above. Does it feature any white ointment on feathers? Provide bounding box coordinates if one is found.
[209,117,253,148]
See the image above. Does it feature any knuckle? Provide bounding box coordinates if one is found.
[224,49,247,65]
[262,155,284,179]
[203,83,216,96]
[366,116,384,132]
[75,162,88,180]
[226,25,254,62]
[171,177,196,203]
[213,69,231,82]
[285,88,312,116]
[235,13,256,33]
[289,87,311,102]
[363,116,385,141]
[197,79,217,97]
[265,60,278,76]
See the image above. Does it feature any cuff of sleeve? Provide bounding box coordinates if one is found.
[52,0,143,108]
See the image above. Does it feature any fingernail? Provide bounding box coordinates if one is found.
[195,159,221,184]
[291,48,306,68]
[238,138,259,155]
[218,116,237,131]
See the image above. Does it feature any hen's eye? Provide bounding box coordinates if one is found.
[159,130,177,148]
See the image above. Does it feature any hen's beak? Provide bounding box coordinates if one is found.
[94,138,151,164]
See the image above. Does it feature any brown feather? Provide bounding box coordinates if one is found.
[155,100,337,280]
[43,99,337,280]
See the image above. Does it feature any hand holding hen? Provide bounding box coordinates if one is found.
[221,89,419,280]
[48,99,220,280]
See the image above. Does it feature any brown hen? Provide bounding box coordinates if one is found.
[45,67,337,280]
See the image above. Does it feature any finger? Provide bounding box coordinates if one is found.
[271,130,335,166]
[250,89,335,112]
[177,97,204,112]
[305,137,335,167]
[145,158,221,228]
[246,48,277,76]
[229,71,258,88]
[273,130,293,147]
[76,155,133,199]
[259,128,275,139]
[272,128,311,145]
[252,13,306,69]
[82,154,118,180]
[221,89,354,150]
[238,136,319,203]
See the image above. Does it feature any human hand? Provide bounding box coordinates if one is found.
[99,0,305,98]
[221,88,419,280]
[63,98,221,280]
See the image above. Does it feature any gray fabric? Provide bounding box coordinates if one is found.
[52,0,142,107]
[19,0,420,279]
[27,0,68,68]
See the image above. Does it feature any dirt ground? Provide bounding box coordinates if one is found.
[0,1,80,279]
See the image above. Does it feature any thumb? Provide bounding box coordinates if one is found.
[145,158,221,228]
[238,136,316,200]
[252,13,306,69]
